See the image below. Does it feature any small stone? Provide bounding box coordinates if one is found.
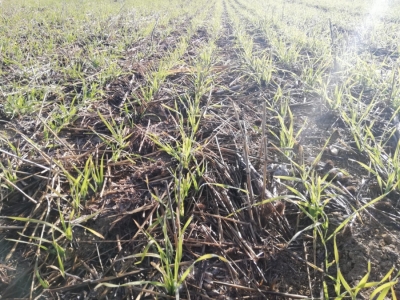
[207,290,220,297]
[382,234,392,245]
[306,156,315,164]
[274,201,286,216]
[345,186,357,195]
[339,225,353,240]
[273,165,289,177]
[374,199,394,212]
[329,146,339,156]
[203,272,213,281]
[323,160,335,171]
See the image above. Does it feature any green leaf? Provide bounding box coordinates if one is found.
[379,267,395,284]
[370,281,398,299]
[179,254,228,284]
[6,238,48,250]
[94,280,165,291]
[77,225,104,239]
[286,222,321,246]
[375,287,391,300]
[65,225,73,241]
[353,261,371,295]
[5,217,66,236]
[322,280,330,299]
[363,281,380,288]
[333,235,339,265]
[35,269,49,289]
[54,242,65,278]
[338,269,352,296]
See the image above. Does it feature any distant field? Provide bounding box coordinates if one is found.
[1,0,400,298]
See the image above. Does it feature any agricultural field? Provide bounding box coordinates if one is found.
[1,0,400,298]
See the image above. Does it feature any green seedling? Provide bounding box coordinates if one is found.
[58,155,104,212]
[325,235,400,299]
[95,112,132,162]
[268,101,306,157]
[95,214,227,297]
[4,88,43,117]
